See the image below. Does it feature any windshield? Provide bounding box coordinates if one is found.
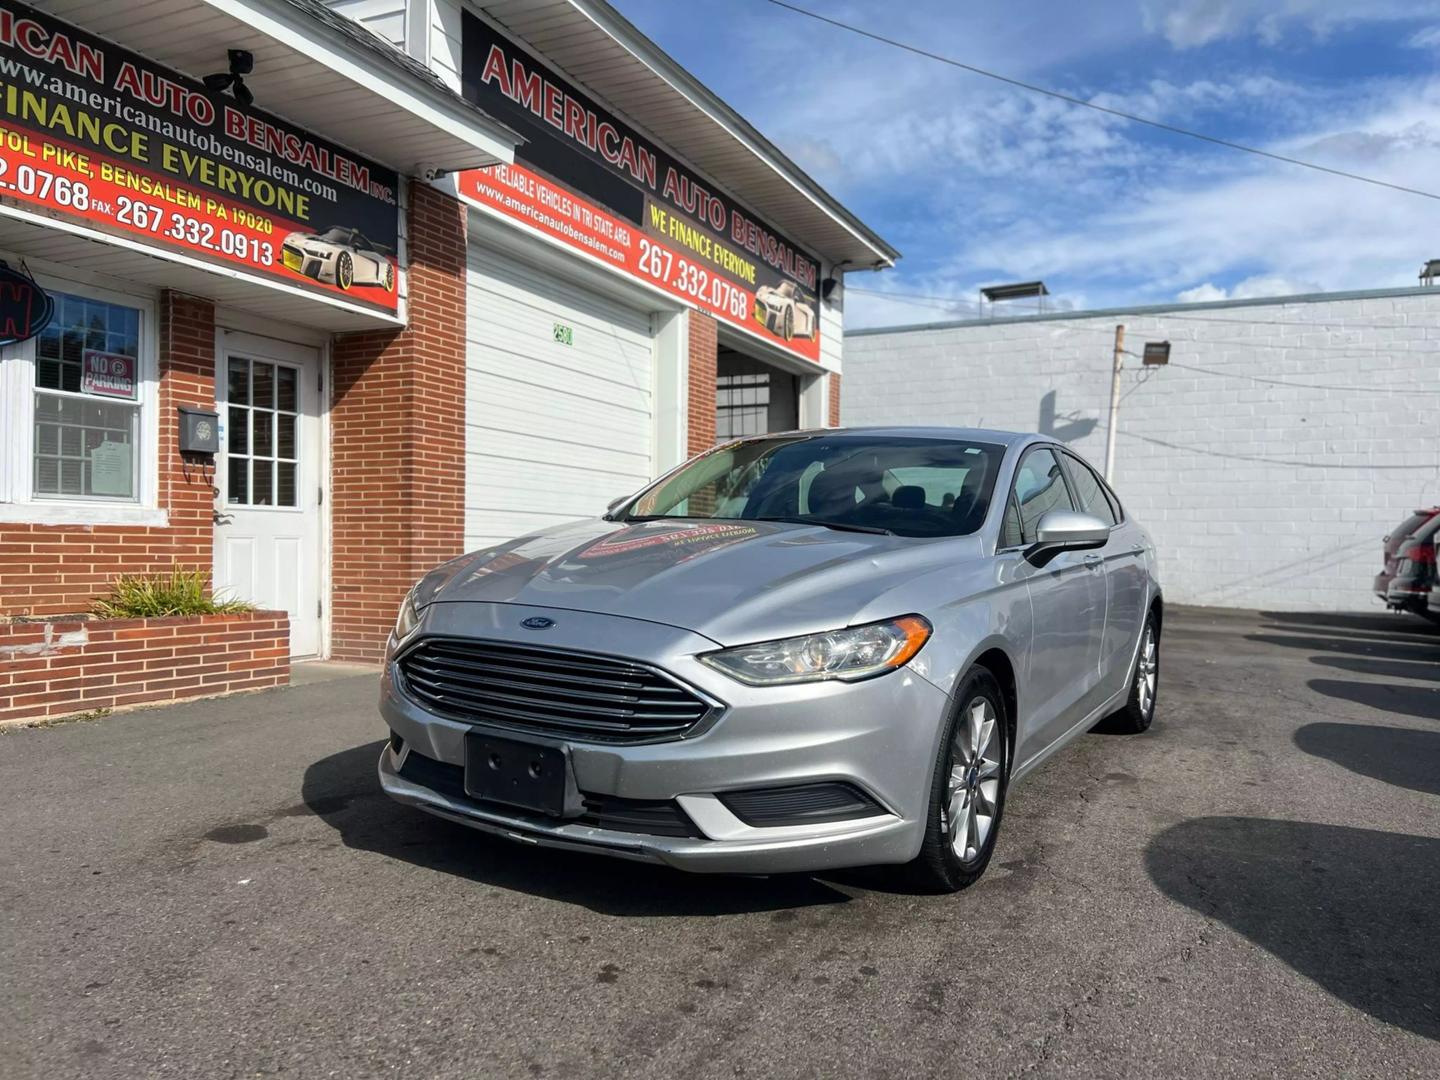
[622,435,1004,539]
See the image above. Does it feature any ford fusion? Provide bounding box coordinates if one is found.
[379,428,1161,891]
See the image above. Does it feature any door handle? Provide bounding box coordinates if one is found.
[1130,544,1145,555]
[1083,554,1103,569]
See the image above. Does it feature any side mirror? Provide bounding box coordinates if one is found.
[1025,509,1109,565]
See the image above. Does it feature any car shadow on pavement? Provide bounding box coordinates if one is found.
[1146,816,1440,1041]
[1258,611,1439,638]
[302,740,856,917]
[1244,632,1438,664]
[1306,679,1440,723]
[1309,654,1440,683]
[1293,722,1440,796]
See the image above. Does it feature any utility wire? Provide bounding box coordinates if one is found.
[851,285,1440,332]
[1164,360,1440,395]
[759,0,1440,203]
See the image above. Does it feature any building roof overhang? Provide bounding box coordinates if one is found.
[474,0,899,270]
[12,0,525,329]
[33,0,521,178]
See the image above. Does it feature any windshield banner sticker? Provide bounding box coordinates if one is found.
[0,2,400,314]
[456,12,820,361]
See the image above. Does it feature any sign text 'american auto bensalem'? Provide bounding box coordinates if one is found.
[457,12,822,361]
[0,2,400,313]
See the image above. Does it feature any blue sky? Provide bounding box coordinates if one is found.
[612,0,1440,327]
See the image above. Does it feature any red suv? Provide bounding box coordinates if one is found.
[1375,507,1440,602]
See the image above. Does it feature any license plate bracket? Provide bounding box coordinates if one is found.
[464,732,582,818]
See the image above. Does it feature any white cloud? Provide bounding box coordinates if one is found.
[1142,1,1440,49]
[1175,275,1324,304]
[1176,282,1229,302]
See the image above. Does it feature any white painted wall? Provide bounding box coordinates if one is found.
[844,289,1440,613]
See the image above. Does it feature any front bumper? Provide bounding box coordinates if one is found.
[377,602,951,874]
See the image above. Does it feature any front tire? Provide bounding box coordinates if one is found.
[1108,611,1160,734]
[336,251,354,291]
[905,668,1010,893]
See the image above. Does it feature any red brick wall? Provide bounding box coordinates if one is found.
[828,372,842,427]
[687,311,718,454]
[329,182,468,663]
[0,611,288,725]
[0,292,216,617]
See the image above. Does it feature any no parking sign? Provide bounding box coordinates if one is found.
[81,350,137,400]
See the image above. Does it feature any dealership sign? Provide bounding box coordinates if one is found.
[0,2,400,314]
[457,13,822,361]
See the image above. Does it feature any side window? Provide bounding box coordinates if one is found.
[999,496,1023,548]
[1011,447,1076,544]
[1062,453,1117,527]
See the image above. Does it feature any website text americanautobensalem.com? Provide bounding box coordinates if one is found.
[0,4,395,226]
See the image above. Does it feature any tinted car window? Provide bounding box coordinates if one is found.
[1000,497,1023,549]
[1062,453,1117,527]
[1012,447,1075,543]
[624,435,1003,539]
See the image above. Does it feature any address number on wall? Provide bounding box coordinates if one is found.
[553,323,573,346]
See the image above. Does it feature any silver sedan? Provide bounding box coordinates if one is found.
[378,428,1162,891]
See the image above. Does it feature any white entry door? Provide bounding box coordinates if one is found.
[213,332,323,657]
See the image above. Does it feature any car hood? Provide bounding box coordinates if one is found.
[418,518,980,645]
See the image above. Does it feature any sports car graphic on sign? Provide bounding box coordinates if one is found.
[280,227,395,292]
[754,280,816,341]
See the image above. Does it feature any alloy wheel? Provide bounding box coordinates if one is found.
[1136,624,1158,716]
[943,696,1003,863]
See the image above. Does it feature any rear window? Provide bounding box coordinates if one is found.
[1394,511,1436,540]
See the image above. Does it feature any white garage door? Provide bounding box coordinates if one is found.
[465,244,656,550]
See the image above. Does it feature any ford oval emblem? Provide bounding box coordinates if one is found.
[521,616,555,630]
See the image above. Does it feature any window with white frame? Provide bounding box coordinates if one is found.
[0,283,156,516]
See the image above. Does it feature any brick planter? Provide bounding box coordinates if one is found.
[0,612,289,726]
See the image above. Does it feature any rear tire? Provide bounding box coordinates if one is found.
[1108,610,1160,734]
[904,667,1010,893]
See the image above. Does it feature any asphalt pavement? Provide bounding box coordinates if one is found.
[2,606,1438,1079]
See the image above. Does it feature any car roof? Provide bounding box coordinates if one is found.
[762,426,1042,448]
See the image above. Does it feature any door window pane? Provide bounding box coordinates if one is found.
[1062,454,1117,526]
[228,361,249,405]
[1012,448,1075,543]
[252,362,274,409]
[277,366,297,412]
[253,457,272,506]
[225,356,299,508]
[276,414,296,460]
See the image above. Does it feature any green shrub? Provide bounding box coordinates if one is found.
[91,567,255,619]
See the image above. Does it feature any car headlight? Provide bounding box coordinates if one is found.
[393,586,421,641]
[699,615,931,686]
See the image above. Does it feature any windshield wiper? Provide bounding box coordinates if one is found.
[754,516,893,536]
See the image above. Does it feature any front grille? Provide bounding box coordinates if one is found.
[396,637,714,743]
[398,750,702,838]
